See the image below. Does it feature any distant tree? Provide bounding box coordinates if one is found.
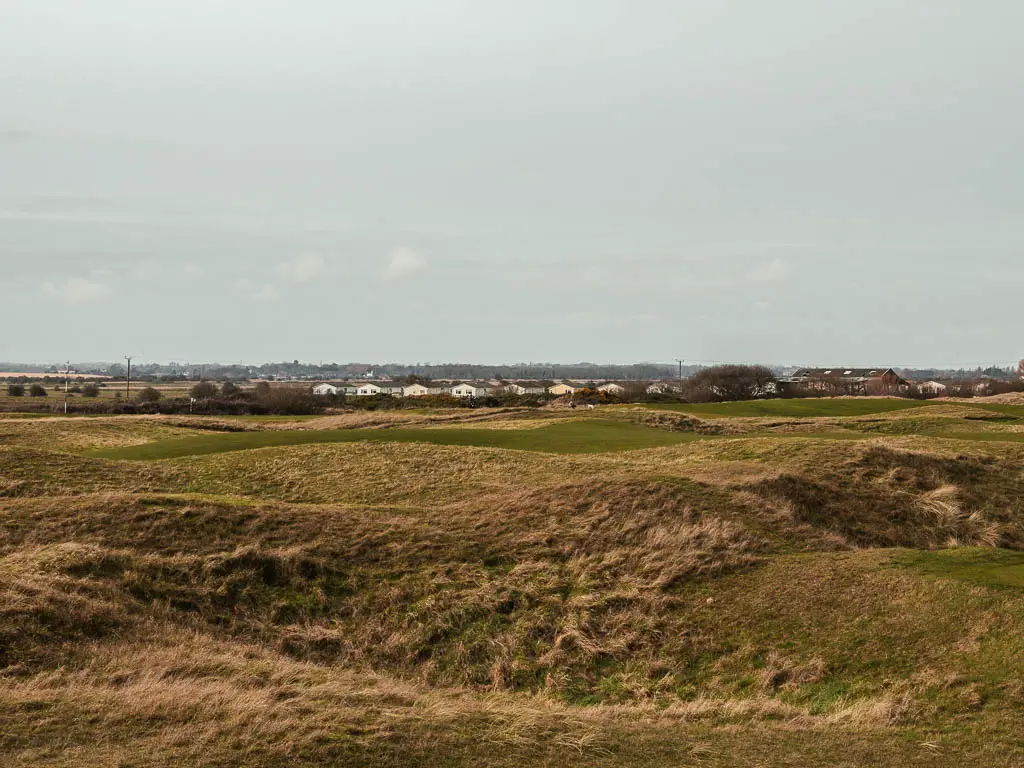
[220,381,241,397]
[137,387,162,403]
[254,381,271,398]
[190,381,219,399]
[29,383,48,397]
[682,365,776,403]
[81,383,100,398]
[258,385,325,415]
[7,383,25,397]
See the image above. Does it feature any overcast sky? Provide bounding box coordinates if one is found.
[2,1,1022,367]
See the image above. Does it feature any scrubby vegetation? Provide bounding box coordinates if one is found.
[4,403,1024,765]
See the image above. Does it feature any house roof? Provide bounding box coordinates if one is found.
[792,367,901,380]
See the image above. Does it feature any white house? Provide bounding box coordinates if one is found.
[452,382,492,398]
[597,382,625,395]
[917,380,948,395]
[356,382,382,396]
[312,383,339,396]
[501,382,547,395]
[547,382,578,396]
[402,383,433,397]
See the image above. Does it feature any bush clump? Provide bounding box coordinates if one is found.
[137,387,162,404]
[682,365,777,403]
[190,381,219,400]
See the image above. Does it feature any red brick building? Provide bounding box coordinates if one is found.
[786,368,910,396]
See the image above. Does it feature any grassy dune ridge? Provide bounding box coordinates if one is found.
[3,399,1024,765]
[87,419,705,460]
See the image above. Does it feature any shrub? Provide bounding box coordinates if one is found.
[137,387,162,403]
[221,381,241,398]
[6,383,25,397]
[82,383,100,398]
[190,381,219,400]
[682,365,777,403]
[256,386,325,415]
[254,381,271,398]
[29,383,48,397]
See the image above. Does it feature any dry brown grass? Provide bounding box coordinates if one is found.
[6,413,1024,766]
[1,623,933,767]
[0,417,196,451]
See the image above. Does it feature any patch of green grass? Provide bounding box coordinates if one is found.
[219,414,325,422]
[895,548,1024,589]
[927,431,1024,444]
[789,678,853,715]
[639,398,935,418]
[967,403,1024,418]
[87,419,706,460]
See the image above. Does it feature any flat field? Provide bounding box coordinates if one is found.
[4,398,1024,766]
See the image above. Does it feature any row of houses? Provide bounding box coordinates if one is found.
[782,368,1005,396]
[311,380,636,398]
[782,368,911,396]
[314,367,988,400]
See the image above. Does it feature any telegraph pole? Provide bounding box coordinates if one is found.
[63,360,71,415]
[125,356,133,400]
[675,358,685,392]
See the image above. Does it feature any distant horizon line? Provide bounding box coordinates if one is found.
[2,359,1020,371]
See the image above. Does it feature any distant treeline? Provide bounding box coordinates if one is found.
[897,366,1020,381]
[6,360,1021,384]
[5,361,687,381]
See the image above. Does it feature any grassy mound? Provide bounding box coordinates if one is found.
[5,411,1024,765]
[641,398,935,418]
[88,420,705,460]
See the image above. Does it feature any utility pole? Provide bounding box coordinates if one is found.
[63,360,71,415]
[675,358,685,392]
[125,356,133,400]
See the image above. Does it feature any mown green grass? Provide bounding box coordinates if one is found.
[221,414,324,422]
[640,398,936,418]
[82,420,1024,462]
[88,419,706,460]
[935,431,1024,444]
[896,548,1024,588]
[966,403,1024,418]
